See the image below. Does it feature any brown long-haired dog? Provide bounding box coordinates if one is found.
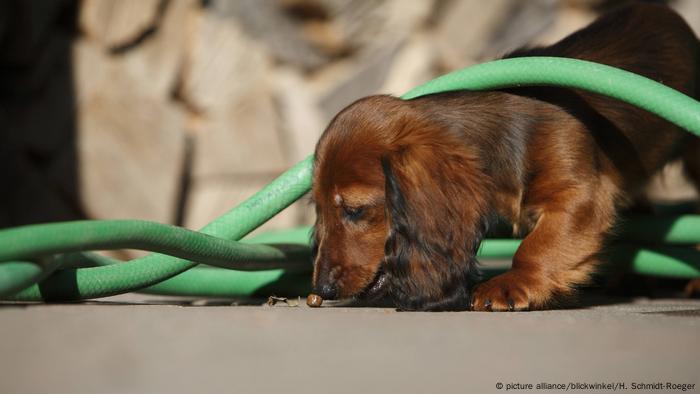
[311,3,700,311]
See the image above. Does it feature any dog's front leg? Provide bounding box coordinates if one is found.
[471,187,616,311]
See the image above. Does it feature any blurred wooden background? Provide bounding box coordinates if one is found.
[1,0,698,233]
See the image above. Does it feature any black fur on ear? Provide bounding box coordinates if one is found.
[381,147,490,311]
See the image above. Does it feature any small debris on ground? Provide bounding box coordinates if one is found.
[266,296,299,307]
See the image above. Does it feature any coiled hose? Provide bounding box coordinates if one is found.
[1,57,699,301]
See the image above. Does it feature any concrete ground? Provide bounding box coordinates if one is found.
[1,293,699,394]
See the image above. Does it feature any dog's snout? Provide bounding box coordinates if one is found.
[314,281,338,300]
[313,253,339,299]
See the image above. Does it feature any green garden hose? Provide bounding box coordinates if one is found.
[6,156,313,301]
[402,57,700,135]
[0,220,311,271]
[2,57,700,301]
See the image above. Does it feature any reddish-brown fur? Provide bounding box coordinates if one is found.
[311,3,700,311]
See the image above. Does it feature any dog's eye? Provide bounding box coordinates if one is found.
[342,205,365,221]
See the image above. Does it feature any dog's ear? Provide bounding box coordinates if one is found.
[381,145,490,311]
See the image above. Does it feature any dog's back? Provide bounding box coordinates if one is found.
[509,3,699,96]
[506,3,700,193]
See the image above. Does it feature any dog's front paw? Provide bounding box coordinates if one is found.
[470,270,550,311]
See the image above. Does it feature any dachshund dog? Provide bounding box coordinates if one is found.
[310,3,700,311]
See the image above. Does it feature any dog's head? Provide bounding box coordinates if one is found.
[311,95,492,311]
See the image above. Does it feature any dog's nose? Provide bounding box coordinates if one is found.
[315,282,338,299]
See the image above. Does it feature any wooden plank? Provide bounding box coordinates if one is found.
[80,0,162,49]
[75,37,185,222]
